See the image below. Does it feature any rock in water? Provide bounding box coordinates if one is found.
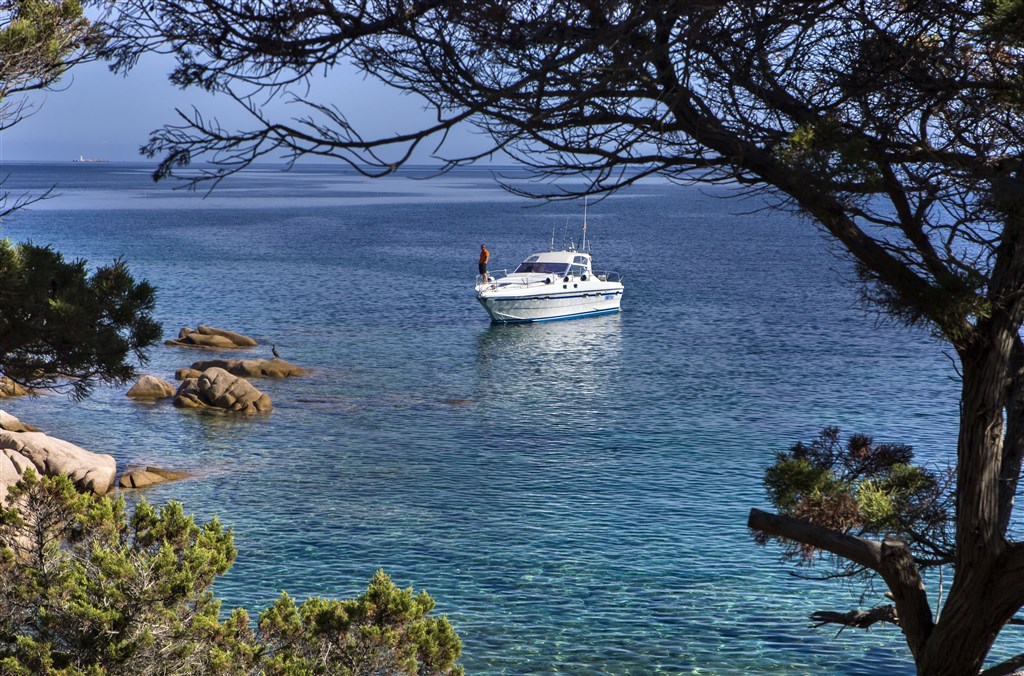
[173,367,272,414]
[0,411,40,432]
[126,375,177,399]
[119,466,190,488]
[0,430,117,502]
[0,377,28,397]
[178,358,309,379]
[165,324,259,349]
[169,332,237,348]
[195,325,258,346]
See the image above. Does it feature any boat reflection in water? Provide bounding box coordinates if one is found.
[475,313,624,411]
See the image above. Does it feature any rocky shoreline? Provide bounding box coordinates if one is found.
[0,325,308,501]
[0,418,117,502]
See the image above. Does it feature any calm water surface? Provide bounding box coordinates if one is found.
[0,163,1000,673]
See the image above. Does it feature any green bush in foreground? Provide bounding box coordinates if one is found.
[0,471,463,675]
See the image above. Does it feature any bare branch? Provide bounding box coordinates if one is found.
[810,605,899,632]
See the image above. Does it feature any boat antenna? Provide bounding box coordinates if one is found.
[550,222,556,252]
[581,196,589,253]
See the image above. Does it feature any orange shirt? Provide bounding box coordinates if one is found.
[479,247,490,264]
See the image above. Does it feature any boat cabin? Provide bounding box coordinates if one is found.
[512,252,592,280]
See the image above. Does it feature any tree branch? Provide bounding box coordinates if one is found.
[980,652,1024,676]
[810,605,898,631]
[749,508,934,658]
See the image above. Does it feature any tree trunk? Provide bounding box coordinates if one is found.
[915,573,1002,674]
[914,316,1023,673]
[954,340,1010,567]
[750,327,1023,673]
[998,342,1024,536]
[904,331,1007,673]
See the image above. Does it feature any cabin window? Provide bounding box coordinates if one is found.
[573,255,588,266]
[514,261,570,274]
[569,264,588,277]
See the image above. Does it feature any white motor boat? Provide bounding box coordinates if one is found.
[475,244,624,324]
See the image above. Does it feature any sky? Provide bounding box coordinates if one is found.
[0,51,488,166]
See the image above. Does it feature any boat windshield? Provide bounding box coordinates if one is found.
[514,261,569,274]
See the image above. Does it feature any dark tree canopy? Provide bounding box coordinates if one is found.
[0,1,160,395]
[0,239,162,398]
[257,571,464,676]
[102,1,1024,673]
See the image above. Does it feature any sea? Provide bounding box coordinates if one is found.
[0,162,1010,674]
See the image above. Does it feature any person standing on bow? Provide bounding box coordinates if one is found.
[478,244,490,283]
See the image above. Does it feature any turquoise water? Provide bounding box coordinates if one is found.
[0,162,988,673]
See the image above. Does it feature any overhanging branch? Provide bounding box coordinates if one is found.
[749,508,934,658]
[749,507,883,568]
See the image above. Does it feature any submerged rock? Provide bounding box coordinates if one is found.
[0,430,116,503]
[165,324,259,349]
[119,466,190,488]
[443,398,473,406]
[174,367,272,414]
[176,358,309,380]
[126,375,177,399]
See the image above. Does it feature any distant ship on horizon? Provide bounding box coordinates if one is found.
[72,155,108,163]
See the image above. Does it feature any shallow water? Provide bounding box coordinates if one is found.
[0,162,1002,673]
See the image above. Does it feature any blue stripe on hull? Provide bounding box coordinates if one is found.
[489,307,621,324]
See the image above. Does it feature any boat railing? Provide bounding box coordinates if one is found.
[478,270,509,286]
[479,270,622,287]
[477,271,554,288]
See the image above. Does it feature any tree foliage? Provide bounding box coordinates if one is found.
[100,0,1024,672]
[258,572,463,676]
[757,427,953,569]
[0,238,162,398]
[0,0,97,215]
[0,469,239,675]
[0,1,160,396]
[0,471,463,675]
[0,0,92,119]
[0,0,90,97]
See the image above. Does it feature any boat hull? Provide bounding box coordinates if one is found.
[477,284,623,323]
